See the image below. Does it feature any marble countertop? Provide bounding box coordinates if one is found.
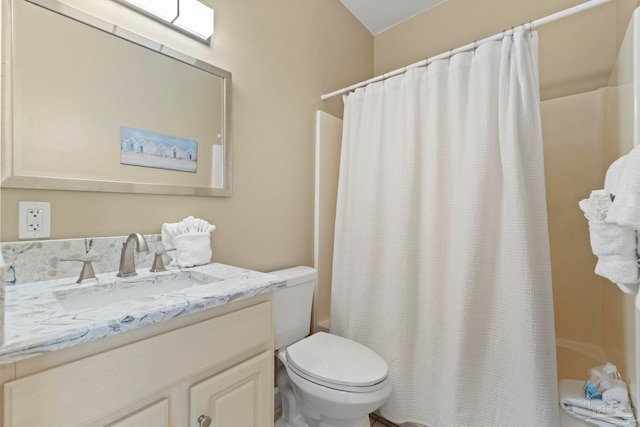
[0,263,285,365]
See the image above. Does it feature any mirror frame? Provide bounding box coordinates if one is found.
[1,0,232,196]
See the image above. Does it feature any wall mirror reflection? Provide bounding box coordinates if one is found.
[2,0,232,196]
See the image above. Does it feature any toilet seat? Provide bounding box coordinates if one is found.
[285,332,389,393]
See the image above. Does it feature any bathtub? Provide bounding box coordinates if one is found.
[376,340,602,427]
[396,341,606,427]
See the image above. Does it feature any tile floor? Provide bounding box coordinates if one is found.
[369,413,400,427]
[275,409,399,426]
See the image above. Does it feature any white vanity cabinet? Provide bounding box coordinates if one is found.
[109,400,170,427]
[190,351,272,426]
[2,297,274,427]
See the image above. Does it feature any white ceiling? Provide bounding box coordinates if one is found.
[339,0,447,35]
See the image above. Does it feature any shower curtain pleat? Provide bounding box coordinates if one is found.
[330,31,559,427]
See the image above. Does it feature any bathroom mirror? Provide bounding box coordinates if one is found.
[1,0,232,196]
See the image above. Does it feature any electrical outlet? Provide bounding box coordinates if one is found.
[27,209,43,231]
[19,202,51,239]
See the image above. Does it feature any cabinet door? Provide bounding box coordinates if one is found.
[190,351,273,427]
[108,399,170,427]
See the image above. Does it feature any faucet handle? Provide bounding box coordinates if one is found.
[60,258,98,284]
[150,248,176,273]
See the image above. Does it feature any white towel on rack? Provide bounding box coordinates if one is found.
[604,155,627,195]
[607,194,640,229]
[579,191,639,293]
[580,151,640,294]
[589,221,639,294]
[606,145,640,228]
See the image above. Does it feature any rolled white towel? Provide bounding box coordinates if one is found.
[579,190,612,221]
[161,222,180,254]
[172,232,212,268]
[161,217,216,266]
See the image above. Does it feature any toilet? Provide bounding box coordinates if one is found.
[270,266,392,427]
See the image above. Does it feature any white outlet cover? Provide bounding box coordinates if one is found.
[18,201,51,239]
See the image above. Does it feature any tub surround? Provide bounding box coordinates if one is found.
[0,253,4,347]
[0,236,284,365]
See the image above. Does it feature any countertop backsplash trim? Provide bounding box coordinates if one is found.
[1,235,165,286]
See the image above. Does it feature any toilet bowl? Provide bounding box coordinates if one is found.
[270,267,392,427]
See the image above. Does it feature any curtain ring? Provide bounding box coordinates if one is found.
[473,40,477,54]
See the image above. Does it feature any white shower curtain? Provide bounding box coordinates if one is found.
[330,30,558,426]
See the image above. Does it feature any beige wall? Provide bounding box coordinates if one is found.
[0,0,373,272]
[374,0,637,101]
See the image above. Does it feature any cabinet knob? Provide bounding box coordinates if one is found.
[198,415,212,427]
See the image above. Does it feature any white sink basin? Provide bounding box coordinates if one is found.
[54,271,221,312]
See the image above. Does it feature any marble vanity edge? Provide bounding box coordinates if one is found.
[0,262,286,365]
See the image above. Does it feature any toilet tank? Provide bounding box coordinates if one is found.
[269,266,317,351]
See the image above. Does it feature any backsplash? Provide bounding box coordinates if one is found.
[1,235,164,286]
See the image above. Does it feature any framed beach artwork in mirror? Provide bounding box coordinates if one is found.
[1,0,232,196]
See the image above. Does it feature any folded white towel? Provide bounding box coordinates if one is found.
[172,232,212,268]
[588,221,639,292]
[602,383,630,409]
[559,379,635,427]
[594,256,639,294]
[589,222,636,257]
[161,216,216,268]
[161,222,179,252]
[605,145,640,228]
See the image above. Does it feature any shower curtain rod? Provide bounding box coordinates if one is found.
[320,0,615,101]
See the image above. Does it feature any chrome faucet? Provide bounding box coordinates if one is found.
[117,233,149,278]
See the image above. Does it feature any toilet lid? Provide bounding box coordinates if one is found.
[286,332,388,389]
